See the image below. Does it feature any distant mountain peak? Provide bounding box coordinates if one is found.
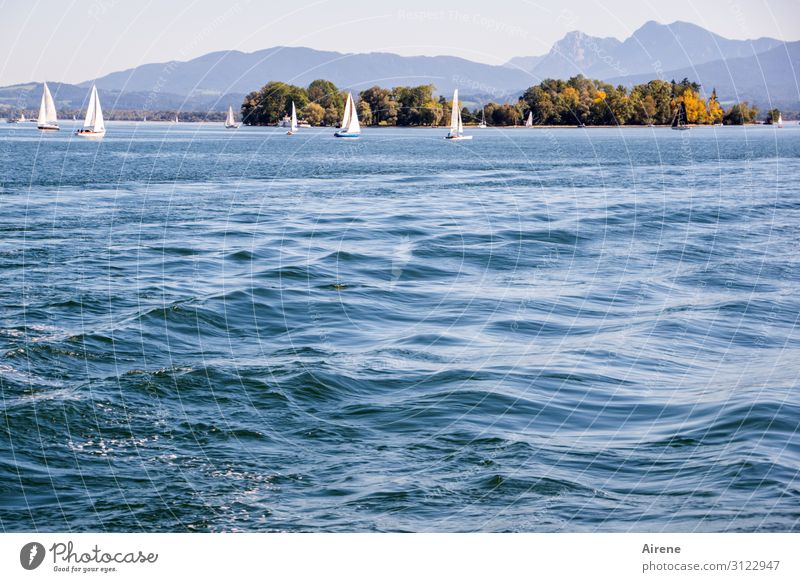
[1,22,793,114]
[506,19,784,81]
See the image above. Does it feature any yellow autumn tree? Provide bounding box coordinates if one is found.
[672,89,707,124]
[562,86,580,108]
[707,88,723,124]
[681,90,708,124]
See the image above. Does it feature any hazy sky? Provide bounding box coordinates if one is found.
[1,0,798,86]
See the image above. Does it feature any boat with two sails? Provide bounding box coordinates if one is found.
[334,92,360,138]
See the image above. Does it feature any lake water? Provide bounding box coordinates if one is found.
[1,121,798,532]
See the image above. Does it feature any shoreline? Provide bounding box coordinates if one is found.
[7,119,783,128]
[237,123,776,129]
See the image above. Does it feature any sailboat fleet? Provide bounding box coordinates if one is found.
[18,83,791,138]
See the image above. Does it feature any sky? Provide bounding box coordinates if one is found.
[1,0,798,86]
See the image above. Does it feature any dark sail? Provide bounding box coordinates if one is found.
[672,102,687,128]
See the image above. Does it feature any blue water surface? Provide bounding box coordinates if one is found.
[1,121,798,531]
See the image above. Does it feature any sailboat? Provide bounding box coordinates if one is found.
[173,114,179,124]
[225,105,240,129]
[37,82,59,131]
[671,101,689,130]
[777,113,783,128]
[478,107,487,128]
[334,92,360,138]
[75,84,106,138]
[286,101,298,135]
[525,111,533,128]
[444,89,471,140]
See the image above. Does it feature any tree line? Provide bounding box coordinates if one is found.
[241,76,773,127]
[520,76,765,126]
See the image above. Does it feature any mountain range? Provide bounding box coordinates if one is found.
[506,20,785,80]
[1,21,797,114]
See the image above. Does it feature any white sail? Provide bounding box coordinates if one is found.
[38,87,48,125]
[778,113,783,126]
[445,89,472,140]
[83,87,96,129]
[38,82,58,126]
[226,106,235,126]
[290,101,298,132]
[346,94,360,133]
[92,86,105,131]
[340,92,353,130]
[449,89,460,136]
[45,84,57,124]
[83,85,104,132]
[526,111,533,127]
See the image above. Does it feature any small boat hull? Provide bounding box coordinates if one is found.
[38,124,60,131]
[671,126,690,131]
[445,135,472,140]
[75,129,105,138]
[225,124,240,129]
[334,132,360,138]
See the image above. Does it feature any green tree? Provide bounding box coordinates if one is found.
[307,79,344,116]
[394,84,436,126]
[490,103,522,126]
[639,95,657,124]
[359,86,397,125]
[483,101,499,125]
[323,105,340,126]
[765,108,781,124]
[356,100,373,126]
[559,85,583,124]
[588,83,632,125]
[671,77,701,97]
[241,81,308,125]
[631,80,672,124]
[420,99,444,125]
[301,102,325,126]
[520,86,556,124]
[607,85,633,125]
[723,102,759,125]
